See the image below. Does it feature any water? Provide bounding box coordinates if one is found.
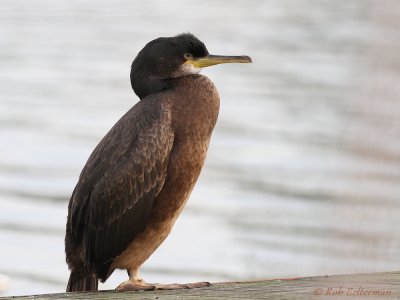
[1,0,400,296]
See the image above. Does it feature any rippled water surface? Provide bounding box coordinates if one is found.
[1,0,400,296]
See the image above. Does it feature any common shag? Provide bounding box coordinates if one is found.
[65,33,251,292]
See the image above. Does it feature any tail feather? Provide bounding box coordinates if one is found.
[67,270,98,292]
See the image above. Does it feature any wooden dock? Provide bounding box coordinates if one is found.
[2,271,400,300]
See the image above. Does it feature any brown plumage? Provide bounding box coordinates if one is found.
[65,33,251,292]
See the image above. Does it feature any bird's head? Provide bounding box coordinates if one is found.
[131,33,252,99]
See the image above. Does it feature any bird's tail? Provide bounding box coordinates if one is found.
[66,268,98,292]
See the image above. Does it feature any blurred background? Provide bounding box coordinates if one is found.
[1,0,399,296]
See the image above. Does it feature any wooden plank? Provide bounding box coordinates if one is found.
[2,271,400,300]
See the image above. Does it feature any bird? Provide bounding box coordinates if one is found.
[65,32,251,292]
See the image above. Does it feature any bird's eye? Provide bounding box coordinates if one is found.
[184,53,193,60]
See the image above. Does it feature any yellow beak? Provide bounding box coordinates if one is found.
[186,55,252,68]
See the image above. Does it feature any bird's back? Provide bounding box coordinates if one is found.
[65,95,174,284]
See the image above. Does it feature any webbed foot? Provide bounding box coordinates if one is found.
[116,280,210,291]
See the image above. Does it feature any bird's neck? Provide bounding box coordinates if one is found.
[169,75,220,140]
[130,70,172,100]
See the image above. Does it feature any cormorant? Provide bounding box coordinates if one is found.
[65,33,251,292]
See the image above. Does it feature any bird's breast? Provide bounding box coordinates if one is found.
[151,74,220,221]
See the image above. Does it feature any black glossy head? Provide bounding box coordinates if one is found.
[131,33,209,99]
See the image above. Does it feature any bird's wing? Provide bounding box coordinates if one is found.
[67,99,174,280]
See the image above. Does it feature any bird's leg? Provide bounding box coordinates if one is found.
[116,269,156,291]
[116,268,211,291]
